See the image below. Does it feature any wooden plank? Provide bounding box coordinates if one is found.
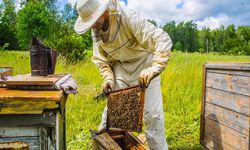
[204,134,240,150]
[124,132,148,150]
[56,112,66,150]
[0,88,63,101]
[206,87,249,116]
[93,132,122,150]
[205,62,250,71]
[40,128,48,150]
[206,72,250,96]
[0,127,39,137]
[5,74,65,86]
[204,118,248,150]
[207,69,250,77]
[0,100,59,114]
[200,65,206,145]
[0,113,56,127]
[0,136,40,150]
[0,141,29,150]
[205,103,249,135]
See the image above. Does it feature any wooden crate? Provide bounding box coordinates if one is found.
[0,88,67,150]
[200,62,250,150]
[91,129,148,150]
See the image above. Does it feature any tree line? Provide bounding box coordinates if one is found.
[163,21,250,55]
[0,0,249,62]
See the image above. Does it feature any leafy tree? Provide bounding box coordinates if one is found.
[209,26,225,52]
[198,27,210,52]
[174,41,182,50]
[236,26,250,45]
[184,21,198,52]
[0,0,18,49]
[225,24,236,39]
[163,21,176,45]
[16,1,52,49]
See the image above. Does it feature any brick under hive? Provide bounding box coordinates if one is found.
[107,86,144,132]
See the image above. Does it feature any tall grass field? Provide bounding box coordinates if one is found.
[0,51,249,149]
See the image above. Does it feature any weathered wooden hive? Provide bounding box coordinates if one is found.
[200,62,250,150]
[0,74,67,150]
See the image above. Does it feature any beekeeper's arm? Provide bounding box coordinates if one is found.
[91,42,114,94]
[127,11,172,87]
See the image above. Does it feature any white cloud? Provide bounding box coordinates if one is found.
[125,0,250,29]
[196,14,230,30]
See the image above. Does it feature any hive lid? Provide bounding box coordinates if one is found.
[4,73,65,86]
[205,62,250,71]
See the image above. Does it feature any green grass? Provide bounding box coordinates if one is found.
[0,51,249,150]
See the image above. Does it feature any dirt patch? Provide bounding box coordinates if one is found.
[107,86,144,132]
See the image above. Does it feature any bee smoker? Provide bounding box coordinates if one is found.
[30,37,57,76]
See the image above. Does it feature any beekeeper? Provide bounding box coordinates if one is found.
[74,0,172,149]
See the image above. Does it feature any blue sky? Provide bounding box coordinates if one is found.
[1,0,249,29]
[65,0,250,29]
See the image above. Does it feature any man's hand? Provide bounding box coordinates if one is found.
[102,79,114,94]
[138,67,161,88]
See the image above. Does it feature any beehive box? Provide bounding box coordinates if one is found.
[91,129,148,150]
[0,88,67,150]
[107,85,145,132]
[200,62,250,150]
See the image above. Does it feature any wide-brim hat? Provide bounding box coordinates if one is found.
[74,0,110,34]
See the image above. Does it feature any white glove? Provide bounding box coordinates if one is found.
[139,50,171,88]
[60,78,78,94]
[138,66,162,88]
[55,74,78,94]
[102,79,114,94]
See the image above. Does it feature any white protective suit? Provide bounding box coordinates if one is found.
[91,0,172,150]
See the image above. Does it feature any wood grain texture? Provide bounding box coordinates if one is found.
[0,127,39,137]
[0,88,63,101]
[205,62,250,71]
[206,72,250,96]
[5,74,65,86]
[206,87,249,116]
[125,132,148,150]
[200,62,250,150]
[0,100,59,114]
[204,133,240,150]
[0,137,40,150]
[0,141,29,150]
[0,113,56,127]
[204,118,248,150]
[94,132,122,150]
[205,103,249,135]
[200,65,207,144]
[207,69,250,77]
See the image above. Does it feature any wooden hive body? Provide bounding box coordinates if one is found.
[0,74,67,150]
[200,62,250,150]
